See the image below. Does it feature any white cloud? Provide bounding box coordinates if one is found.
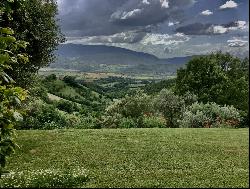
[200,10,213,16]
[228,21,248,31]
[141,33,190,45]
[160,0,169,8]
[211,25,228,34]
[121,9,142,20]
[64,31,146,44]
[219,0,238,9]
[227,38,248,47]
[168,21,180,26]
[206,21,248,35]
[142,0,150,5]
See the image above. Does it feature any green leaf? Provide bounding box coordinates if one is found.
[0,27,14,35]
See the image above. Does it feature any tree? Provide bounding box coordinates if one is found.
[0,0,64,88]
[0,27,28,176]
[105,90,152,127]
[176,52,249,113]
[153,89,185,127]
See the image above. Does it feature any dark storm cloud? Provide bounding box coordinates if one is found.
[57,0,195,37]
[176,23,213,35]
[58,0,128,36]
[69,30,148,44]
[109,0,195,26]
[175,21,248,35]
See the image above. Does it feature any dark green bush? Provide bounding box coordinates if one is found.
[142,115,166,128]
[17,100,68,130]
[56,100,79,113]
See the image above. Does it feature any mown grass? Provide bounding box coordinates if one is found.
[4,128,249,188]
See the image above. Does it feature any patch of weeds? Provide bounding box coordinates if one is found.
[0,167,88,188]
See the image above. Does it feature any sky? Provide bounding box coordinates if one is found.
[56,0,249,58]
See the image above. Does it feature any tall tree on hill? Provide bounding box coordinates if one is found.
[176,52,249,114]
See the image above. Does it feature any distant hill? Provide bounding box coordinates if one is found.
[55,44,193,65]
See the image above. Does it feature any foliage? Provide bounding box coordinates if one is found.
[17,100,68,130]
[118,117,137,129]
[0,14,28,175]
[106,90,151,119]
[90,76,146,99]
[143,78,176,95]
[0,0,64,88]
[97,114,123,129]
[44,74,57,82]
[0,168,88,188]
[105,90,152,127]
[142,115,166,128]
[179,102,242,128]
[66,114,99,129]
[153,89,185,127]
[41,76,107,113]
[176,52,249,113]
[55,100,80,114]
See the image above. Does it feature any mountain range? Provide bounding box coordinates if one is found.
[55,44,193,66]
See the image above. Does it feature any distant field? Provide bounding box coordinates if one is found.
[38,69,172,81]
[5,128,249,188]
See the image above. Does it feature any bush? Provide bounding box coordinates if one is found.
[179,102,242,128]
[97,114,123,129]
[142,115,166,128]
[106,90,152,119]
[118,117,137,128]
[17,100,68,130]
[74,115,100,129]
[56,100,79,113]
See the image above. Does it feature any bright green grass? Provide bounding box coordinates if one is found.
[6,128,249,188]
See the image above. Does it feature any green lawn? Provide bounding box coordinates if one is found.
[4,128,249,188]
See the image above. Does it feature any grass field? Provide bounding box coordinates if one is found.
[3,128,249,188]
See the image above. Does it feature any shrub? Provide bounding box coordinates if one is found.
[17,100,68,130]
[56,100,79,113]
[179,102,242,128]
[142,115,166,128]
[100,90,152,128]
[118,117,137,128]
[106,90,152,119]
[74,115,99,129]
[97,114,123,129]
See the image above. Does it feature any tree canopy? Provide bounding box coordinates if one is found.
[0,1,28,175]
[176,52,249,113]
[0,0,64,88]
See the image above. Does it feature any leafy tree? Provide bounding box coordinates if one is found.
[63,76,78,87]
[153,89,185,127]
[0,0,64,88]
[143,78,176,95]
[45,74,57,82]
[0,25,28,175]
[105,90,152,127]
[56,100,79,113]
[176,52,249,113]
